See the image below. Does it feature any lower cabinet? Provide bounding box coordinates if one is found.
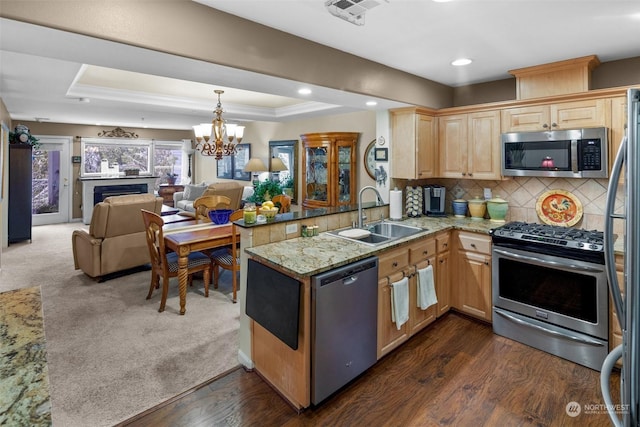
[452,231,492,322]
[377,236,439,359]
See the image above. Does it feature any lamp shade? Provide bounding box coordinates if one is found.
[270,157,288,172]
[244,158,267,173]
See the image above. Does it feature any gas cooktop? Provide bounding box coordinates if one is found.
[489,221,604,257]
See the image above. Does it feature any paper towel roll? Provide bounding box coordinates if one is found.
[390,188,403,220]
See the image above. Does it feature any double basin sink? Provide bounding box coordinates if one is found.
[327,221,425,246]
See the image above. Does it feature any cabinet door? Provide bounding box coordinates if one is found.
[438,114,468,178]
[303,143,330,207]
[551,99,606,129]
[336,140,355,206]
[409,260,437,335]
[377,274,409,359]
[501,105,550,132]
[436,251,450,317]
[467,110,501,180]
[416,114,437,178]
[456,250,492,322]
[391,110,436,179]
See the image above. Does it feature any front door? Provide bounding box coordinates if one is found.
[32,136,71,225]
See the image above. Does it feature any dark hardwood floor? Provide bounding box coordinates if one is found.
[121,312,620,427]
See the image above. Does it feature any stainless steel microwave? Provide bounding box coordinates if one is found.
[501,127,608,178]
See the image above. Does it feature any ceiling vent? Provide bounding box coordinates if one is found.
[325,0,386,26]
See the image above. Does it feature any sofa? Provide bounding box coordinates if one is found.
[173,182,253,212]
[72,194,164,280]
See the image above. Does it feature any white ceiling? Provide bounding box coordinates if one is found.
[1,0,640,131]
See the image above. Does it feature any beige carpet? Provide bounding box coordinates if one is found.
[0,223,240,427]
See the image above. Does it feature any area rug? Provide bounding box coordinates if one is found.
[0,223,240,427]
[0,286,51,426]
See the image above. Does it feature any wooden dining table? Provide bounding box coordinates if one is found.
[163,221,237,315]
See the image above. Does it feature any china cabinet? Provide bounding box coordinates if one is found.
[301,132,357,208]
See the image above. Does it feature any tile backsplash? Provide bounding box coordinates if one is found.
[412,177,624,233]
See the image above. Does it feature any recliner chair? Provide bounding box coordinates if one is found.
[72,194,164,280]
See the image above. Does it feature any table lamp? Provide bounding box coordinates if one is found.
[244,158,267,187]
[270,157,288,182]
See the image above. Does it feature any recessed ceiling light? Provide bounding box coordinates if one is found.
[298,88,312,95]
[451,58,472,66]
[366,101,378,107]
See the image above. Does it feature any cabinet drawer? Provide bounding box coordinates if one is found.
[378,248,409,277]
[409,238,436,264]
[456,231,491,254]
[436,232,450,253]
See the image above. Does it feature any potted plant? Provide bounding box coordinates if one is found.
[9,124,40,149]
[165,171,178,185]
[247,180,283,204]
[281,176,294,197]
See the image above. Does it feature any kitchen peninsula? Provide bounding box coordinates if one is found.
[238,205,501,410]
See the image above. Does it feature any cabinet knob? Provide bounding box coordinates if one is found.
[443,243,448,248]
[471,243,477,248]
[551,122,558,128]
[484,261,490,266]
[392,261,398,267]
[468,173,473,177]
[423,250,429,255]
[439,259,444,264]
[462,172,467,176]
[543,123,549,129]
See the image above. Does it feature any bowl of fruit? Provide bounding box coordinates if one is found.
[260,201,279,221]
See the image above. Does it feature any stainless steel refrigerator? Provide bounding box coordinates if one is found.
[603,87,640,426]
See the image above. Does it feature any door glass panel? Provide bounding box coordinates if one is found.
[337,146,352,203]
[306,147,328,202]
[32,148,60,215]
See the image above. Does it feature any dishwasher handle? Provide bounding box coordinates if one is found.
[343,275,359,286]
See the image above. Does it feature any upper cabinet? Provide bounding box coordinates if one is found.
[390,108,437,179]
[501,99,606,132]
[609,96,627,172]
[439,110,501,180]
[301,132,357,209]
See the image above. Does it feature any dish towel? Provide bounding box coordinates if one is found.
[417,264,438,310]
[390,276,409,330]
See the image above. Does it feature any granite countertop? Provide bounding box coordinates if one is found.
[246,216,503,278]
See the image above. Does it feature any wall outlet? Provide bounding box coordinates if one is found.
[285,223,298,234]
[483,188,492,200]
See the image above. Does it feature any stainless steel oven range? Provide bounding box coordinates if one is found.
[489,221,608,371]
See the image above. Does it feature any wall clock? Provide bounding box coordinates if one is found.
[364,139,376,180]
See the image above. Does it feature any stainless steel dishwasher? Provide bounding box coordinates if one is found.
[311,256,378,405]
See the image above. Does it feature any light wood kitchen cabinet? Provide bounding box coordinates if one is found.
[609,96,627,173]
[501,98,606,132]
[438,110,501,180]
[377,236,439,359]
[452,231,492,322]
[610,254,624,353]
[435,231,451,317]
[301,132,357,209]
[390,108,437,179]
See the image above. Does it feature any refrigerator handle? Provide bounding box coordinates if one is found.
[604,136,626,330]
[600,344,624,427]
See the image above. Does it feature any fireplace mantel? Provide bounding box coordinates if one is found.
[80,176,159,224]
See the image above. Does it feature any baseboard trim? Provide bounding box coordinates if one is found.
[238,349,254,370]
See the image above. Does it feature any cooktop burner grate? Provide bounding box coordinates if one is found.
[489,221,605,263]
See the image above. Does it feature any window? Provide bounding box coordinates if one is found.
[81,138,185,186]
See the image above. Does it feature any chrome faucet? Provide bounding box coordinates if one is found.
[358,186,384,229]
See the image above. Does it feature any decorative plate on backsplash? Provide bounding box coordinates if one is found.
[535,189,583,227]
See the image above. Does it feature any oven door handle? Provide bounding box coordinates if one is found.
[494,308,605,347]
[493,248,604,273]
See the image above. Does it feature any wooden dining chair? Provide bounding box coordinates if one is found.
[210,209,243,303]
[193,195,232,223]
[271,194,292,213]
[141,209,212,313]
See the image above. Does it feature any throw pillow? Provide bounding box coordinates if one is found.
[183,184,206,201]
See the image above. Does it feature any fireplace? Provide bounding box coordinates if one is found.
[93,184,148,205]
[80,176,159,224]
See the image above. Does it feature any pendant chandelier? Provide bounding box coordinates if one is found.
[193,90,245,160]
